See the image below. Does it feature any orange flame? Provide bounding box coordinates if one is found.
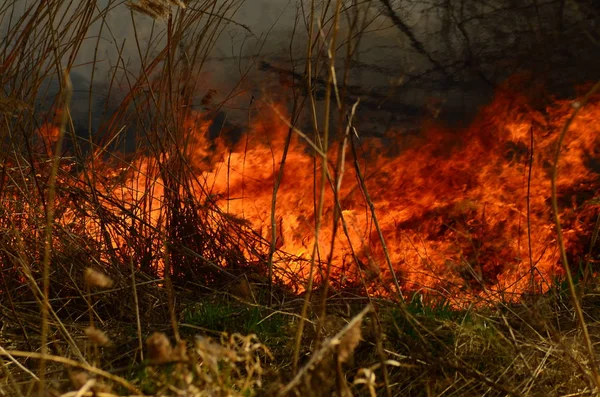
[29,81,600,304]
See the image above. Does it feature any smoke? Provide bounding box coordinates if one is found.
[3,0,598,138]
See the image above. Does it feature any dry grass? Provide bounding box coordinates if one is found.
[1,0,600,396]
[4,285,600,396]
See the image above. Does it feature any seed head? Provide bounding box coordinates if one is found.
[70,371,89,389]
[127,0,187,20]
[85,326,110,346]
[338,321,362,364]
[84,268,113,289]
[146,332,173,363]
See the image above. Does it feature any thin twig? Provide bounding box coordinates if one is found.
[40,66,72,394]
[0,350,142,395]
[527,126,535,292]
[550,80,600,390]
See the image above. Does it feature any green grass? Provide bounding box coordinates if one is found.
[182,299,291,347]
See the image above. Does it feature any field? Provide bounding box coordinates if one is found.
[2,0,600,395]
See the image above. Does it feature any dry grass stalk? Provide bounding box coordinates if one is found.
[550,80,600,389]
[195,335,236,374]
[172,340,189,362]
[192,333,271,395]
[0,96,29,117]
[0,350,141,394]
[280,305,372,396]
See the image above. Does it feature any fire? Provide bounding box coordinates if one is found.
[18,81,600,303]
[36,108,63,155]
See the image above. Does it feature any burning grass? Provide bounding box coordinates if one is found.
[12,81,600,303]
[6,83,600,308]
[2,0,600,395]
[4,77,600,397]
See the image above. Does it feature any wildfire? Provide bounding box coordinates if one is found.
[19,81,600,304]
